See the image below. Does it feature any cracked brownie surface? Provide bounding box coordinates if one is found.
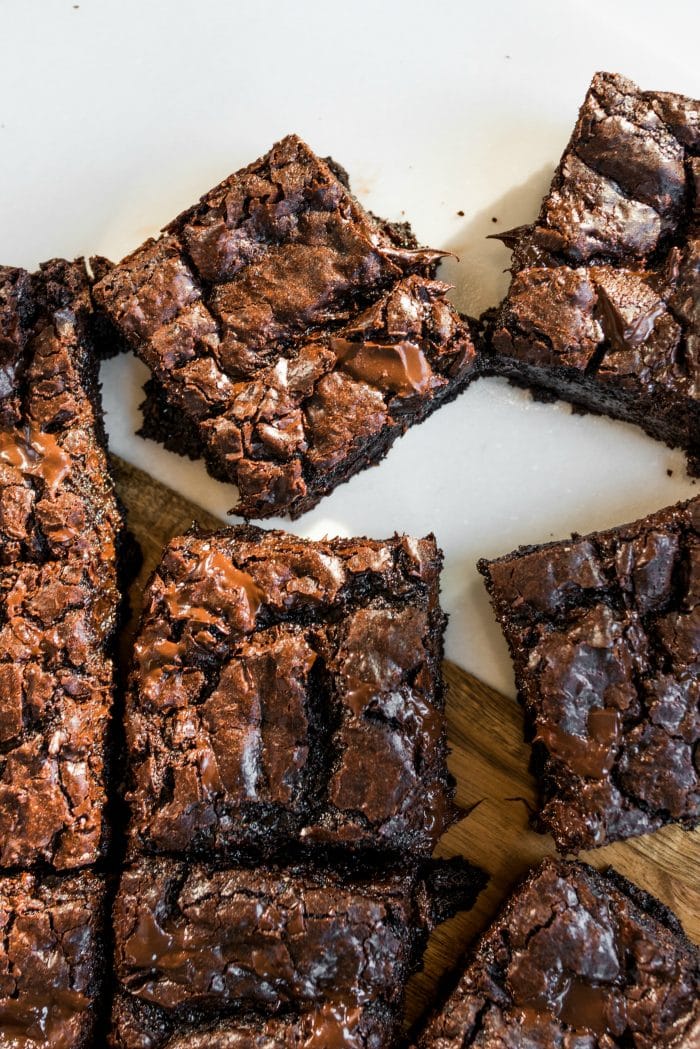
[0,871,107,1049]
[0,259,124,869]
[110,856,486,1049]
[125,525,458,859]
[479,496,699,853]
[484,72,699,473]
[413,859,699,1048]
[92,134,478,518]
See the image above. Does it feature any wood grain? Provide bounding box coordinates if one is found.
[111,454,700,1027]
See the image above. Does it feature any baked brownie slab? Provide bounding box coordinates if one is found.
[92,134,478,518]
[110,856,485,1049]
[479,496,699,853]
[0,260,125,868]
[126,525,458,859]
[413,858,699,1048]
[0,870,107,1048]
[484,72,699,473]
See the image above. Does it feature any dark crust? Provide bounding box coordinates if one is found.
[478,496,700,853]
[92,134,479,519]
[123,524,463,860]
[481,71,700,475]
[108,855,486,1049]
[0,258,133,871]
[412,857,700,1048]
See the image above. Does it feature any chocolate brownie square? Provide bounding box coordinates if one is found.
[479,496,699,853]
[126,525,458,859]
[413,858,699,1047]
[110,856,486,1049]
[0,260,125,868]
[484,72,699,473]
[92,135,478,518]
[0,871,107,1048]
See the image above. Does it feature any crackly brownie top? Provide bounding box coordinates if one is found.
[126,525,456,858]
[113,857,462,1017]
[480,496,699,853]
[0,259,123,606]
[0,259,122,870]
[415,859,699,1048]
[0,871,105,1049]
[492,72,699,400]
[92,135,475,517]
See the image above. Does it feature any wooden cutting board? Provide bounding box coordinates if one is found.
[111,455,700,1027]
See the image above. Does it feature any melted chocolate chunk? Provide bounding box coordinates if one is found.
[93,136,478,518]
[414,859,699,1049]
[479,496,700,853]
[0,871,106,1049]
[0,259,124,868]
[485,72,699,474]
[126,525,458,859]
[110,856,485,1049]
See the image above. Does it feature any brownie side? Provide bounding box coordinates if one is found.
[92,135,479,518]
[110,856,486,1049]
[0,259,126,869]
[482,72,699,474]
[478,496,699,852]
[0,871,107,1049]
[110,998,392,1049]
[124,525,459,860]
[413,858,700,1048]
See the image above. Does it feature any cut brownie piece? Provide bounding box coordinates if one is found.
[110,1002,390,1049]
[478,496,699,853]
[125,525,458,859]
[0,259,125,868]
[413,858,699,1048]
[110,856,486,1049]
[484,72,699,473]
[92,134,478,518]
[0,870,107,1048]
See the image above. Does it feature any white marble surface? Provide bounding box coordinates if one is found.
[1,0,697,696]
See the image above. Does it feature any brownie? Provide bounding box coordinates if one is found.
[0,259,125,868]
[125,525,458,859]
[110,855,486,1049]
[483,72,699,474]
[110,1002,390,1049]
[92,134,478,518]
[478,496,699,853]
[0,870,107,1048]
[413,858,699,1048]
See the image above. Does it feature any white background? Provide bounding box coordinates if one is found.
[1,0,697,696]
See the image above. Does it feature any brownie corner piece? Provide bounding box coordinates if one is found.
[478,495,700,853]
[0,870,107,1048]
[483,71,699,474]
[125,525,459,860]
[413,857,699,1047]
[92,133,478,518]
[110,854,485,1049]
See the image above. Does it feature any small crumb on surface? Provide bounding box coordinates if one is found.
[667,468,673,476]
[457,209,465,216]
[491,217,498,223]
